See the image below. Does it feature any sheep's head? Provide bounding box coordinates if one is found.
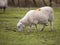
[17,23,25,32]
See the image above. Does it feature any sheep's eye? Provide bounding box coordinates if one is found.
[18,26,20,28]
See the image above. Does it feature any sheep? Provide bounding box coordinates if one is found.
[17,6,54,32]
[0,0,7,12]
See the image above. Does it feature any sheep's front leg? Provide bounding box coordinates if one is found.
[35,24,38,32]
[41,24,45,31]
[27,25,32,32]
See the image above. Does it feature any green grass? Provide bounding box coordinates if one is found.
[0,7,60,45]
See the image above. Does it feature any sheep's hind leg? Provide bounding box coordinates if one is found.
[50,21,53,31]
[41,24,45,31]
[35,24,38,32]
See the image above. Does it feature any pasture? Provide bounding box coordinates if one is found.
[0,7,60,45]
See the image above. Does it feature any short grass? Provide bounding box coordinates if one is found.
[0,7,60,45]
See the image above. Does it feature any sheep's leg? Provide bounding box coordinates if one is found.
[50,21,53,31]
[35,24,38,32]
[41,24,45,31]
[3,6,6,12]
[27,25,32,32]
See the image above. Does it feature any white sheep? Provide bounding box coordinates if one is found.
[17,6,54,32]
[0,0,7,12]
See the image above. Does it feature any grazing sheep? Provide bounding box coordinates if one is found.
[0,0,7,12]
[17,6,54,32]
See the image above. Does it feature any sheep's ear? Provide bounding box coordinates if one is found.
[20,23,25,28]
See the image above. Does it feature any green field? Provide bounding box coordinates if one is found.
[0,7,60,45]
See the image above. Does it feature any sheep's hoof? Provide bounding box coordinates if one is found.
[50,30,54,32]
[41,30,43,31]
[36,29,39,32]
[27,30,31,32]
[18,30,22,32]
[45,24,48,26]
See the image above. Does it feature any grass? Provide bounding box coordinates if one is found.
[0,7,60,45]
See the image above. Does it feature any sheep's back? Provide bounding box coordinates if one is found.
[27,10,48,24]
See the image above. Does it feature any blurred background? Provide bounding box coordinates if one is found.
[0,0,60,12]
[8,0,60,7]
